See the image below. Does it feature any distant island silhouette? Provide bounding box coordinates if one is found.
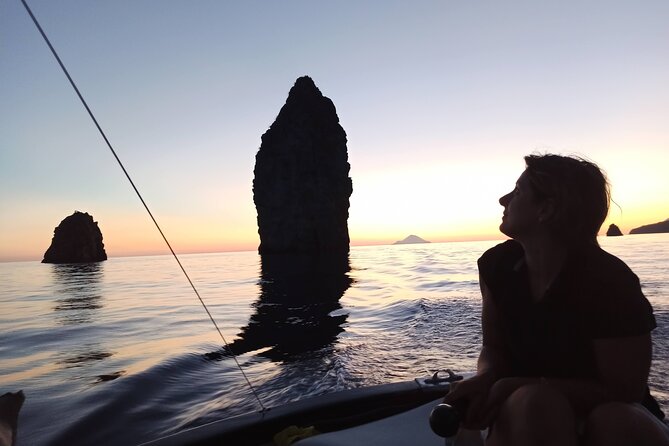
[393,235,430,245]
[630,218,669,235]
[606,223,623,237]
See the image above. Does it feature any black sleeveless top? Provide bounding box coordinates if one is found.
[478,240,656,379]
[478,240,663,418]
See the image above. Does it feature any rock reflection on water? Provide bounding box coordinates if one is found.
[57,348,113,368]
[50,262,123,382]
[55,343,125,383]
[207,253,352,361]
[52,262,103,325]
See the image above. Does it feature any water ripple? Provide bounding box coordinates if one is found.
[1,236,667,445]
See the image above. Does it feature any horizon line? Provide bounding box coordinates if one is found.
[1,236,509,264]
[6,232,666,264]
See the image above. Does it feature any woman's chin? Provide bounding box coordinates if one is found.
[499,223,512,238]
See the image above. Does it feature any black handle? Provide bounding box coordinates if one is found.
[429,402,467,438]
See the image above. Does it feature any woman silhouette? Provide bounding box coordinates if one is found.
[444,154,669,445]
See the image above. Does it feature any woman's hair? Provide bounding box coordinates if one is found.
[524,154,610,246]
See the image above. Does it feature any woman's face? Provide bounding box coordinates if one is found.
[498,170,544,238]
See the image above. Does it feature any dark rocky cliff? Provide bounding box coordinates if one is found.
[253,76,352,255]
[42,211,107,263]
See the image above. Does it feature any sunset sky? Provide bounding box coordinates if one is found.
[1,0,668,262]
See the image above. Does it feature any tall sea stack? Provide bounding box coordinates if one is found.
[42,211,107,263]
[253,76,352,255]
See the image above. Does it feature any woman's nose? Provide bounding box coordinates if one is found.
[499,192,511,206]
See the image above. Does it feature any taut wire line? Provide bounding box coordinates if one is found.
[20,0,266,412]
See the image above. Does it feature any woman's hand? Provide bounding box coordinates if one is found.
[444,375,541,430]
[442,373,496,429]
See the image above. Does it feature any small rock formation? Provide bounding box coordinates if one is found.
[630,219,669,235]
[606,224,623,237]
[43,211,107,263]
[253,76,352,255]
[394,234,430,245]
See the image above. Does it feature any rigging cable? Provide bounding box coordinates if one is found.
[20,0,266,412]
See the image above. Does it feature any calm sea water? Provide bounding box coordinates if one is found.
[1,234,668,445]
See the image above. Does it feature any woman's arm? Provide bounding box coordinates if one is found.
[443,276,509,427]
[593,333,652,403]
[484,333,652,419]
[478,277,509,379]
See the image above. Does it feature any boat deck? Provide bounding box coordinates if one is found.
[298,397,484,446]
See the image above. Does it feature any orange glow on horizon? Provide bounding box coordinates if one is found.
[3,199,668,264]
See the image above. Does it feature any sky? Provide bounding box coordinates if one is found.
[1,0,668,262]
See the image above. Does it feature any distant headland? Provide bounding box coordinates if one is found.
[630,218,669,235]
[393,235,430,245]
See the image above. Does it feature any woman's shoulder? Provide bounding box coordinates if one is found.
[479,239,523,263]
[575,245,656,337]
[478,240,524,279]
[574,244,649,310]
[579,244,638,284]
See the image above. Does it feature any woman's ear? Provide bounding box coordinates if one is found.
[538,198,556,223]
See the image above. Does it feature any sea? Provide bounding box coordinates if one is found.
[1,234,668,446]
